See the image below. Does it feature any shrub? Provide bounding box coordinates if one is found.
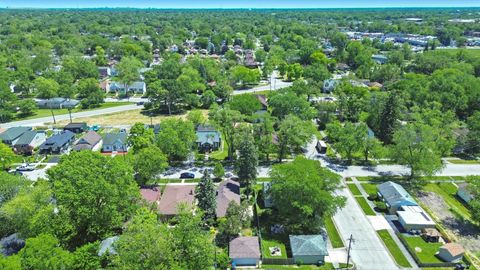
[368,193,379,201]
[374,201,388,212]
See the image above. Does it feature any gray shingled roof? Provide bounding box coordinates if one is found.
[14,131,41,146]
[216,180,240,218]
[103,132,127,146]
[377,181,417,207]
[229,237,260,259]
[289,235,328,256]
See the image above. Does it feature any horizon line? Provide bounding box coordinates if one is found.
[1,6,480,10]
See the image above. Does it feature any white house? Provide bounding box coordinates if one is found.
[397,205,436,231]
[107,81,147,95]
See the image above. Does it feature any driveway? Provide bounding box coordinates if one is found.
[333,187,400,270]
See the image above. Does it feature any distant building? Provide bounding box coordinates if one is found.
[63,122,88,134]
[13,130,46,155]
[0,127,32,146]
[98,67,111,78]
[323,79,340,93]
[196,125,221,153]
[98,236,119,256]
[289,235,328,265]
[377,181,417,214]
[457,183,474,203]
[216,180,240,218]
[372,54,388,64]
[102,132,128,153]
[107,81,147,95]
[36,98,80,109]
[74,131,102,151]
[39,131,75,154]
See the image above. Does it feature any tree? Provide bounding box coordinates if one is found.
[466,111,480,155]
[217,201,250,244]
[210,107,243,160]
[113,208,176,270]
[95,46,107,66]
[171,207,215,270]
[228,94,262,116]
[128,122,155,153]
[391,123,443,180]
[277,115,316,162]
[132,146,168,185]
[47,151,139,248]
[17,99,37,117]
[254,113,276,161]
[326,121,368,163]
[213,162,225,179]
[76,78,105,109]
[335,82,370,122]
[0,87,18,123]
[377,92,401,144]
[467,177,480,223]
[117,56,143,96]
[195,170,217,223]
[235,129,258,197]
[268,90,316,120]
[0,142,16,171]
[230,66,260,88]
[156,119,196,162]
[269,157,345,233]
[187,109,206,126]
[34,77,59,99]
[13,234,74,270]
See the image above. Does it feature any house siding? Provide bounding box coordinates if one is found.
[457,189,472,203]
[293,255,325,265]
[437,250,463,263]
[231,258,259,266]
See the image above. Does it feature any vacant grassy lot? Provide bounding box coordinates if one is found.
[55,109,209,126]
[354,196,376,216]
[377,230,412,268]
[401,235,443,264]
[261,238,288,259]
[325,217,344,248]
[18,102,134,120]
[423,183,472,221]
[347,183,362,196]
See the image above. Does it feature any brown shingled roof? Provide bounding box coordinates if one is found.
[216,180,240,218]
[158,185,195,216]
[440,243,465,257]
[229,237,260,259]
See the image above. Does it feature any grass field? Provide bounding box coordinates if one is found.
[261,238,288,259]
[423,182,472,221]
[436,48,480,58]
[447,159,480,164]
[209,140,228,161]
[18,102,134,121]
[325,217,344,248]
[377,230,412,268]
[401,235,443,264]
[347,183,362,196]
[354,196,376,216]
[54,109,209,126]
[361,183,378,195]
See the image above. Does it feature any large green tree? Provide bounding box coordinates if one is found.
[235,128,258,197]
[47,151,139,248]
[132,146,168,186]
[276,114,316,162]
[195,170,217,223]
[269,157,345,233]
[209,107,243,160]
[128,122,155,153]
[0,142,16,170]
[156,119,196,162]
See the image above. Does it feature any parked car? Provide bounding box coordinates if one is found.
[8,169,23,176]
[16,163,36,171]
[136,101,145,106]
[180,172,195,179]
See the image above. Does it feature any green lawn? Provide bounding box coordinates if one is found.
[347,183,362,196]
[423,183,472,221]
[447,159,480,164]
[377,230,412,268]
[209,140,228,161]
[354,196,376,216]
[401,235,443,264]
[261,238,288,259]
[361,183,378,195]
[324,217,344,248]
[436,48,480,58]
[261,263,335,270]
[17,102,134,121]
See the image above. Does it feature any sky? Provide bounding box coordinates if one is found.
[0,0,479,9]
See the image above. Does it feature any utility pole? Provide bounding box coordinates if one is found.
[346,234,355,268]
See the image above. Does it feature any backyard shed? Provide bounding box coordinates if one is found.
[229,236,260,267]
[289,235,328,265]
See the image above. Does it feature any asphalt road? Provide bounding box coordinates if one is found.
[333,188,400,270]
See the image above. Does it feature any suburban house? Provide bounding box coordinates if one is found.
[0,127,32,146]
[101,132,128,153]
[377,181,418,214]
[289,235,328,265]
[158,185,195,218]
[229,236,261,267]
[437,243,465,262]
[63,122,88,134]
[108,81,147,94]
[196,125,221,153]
[73,131,102,151]
[36,98,80,109]
[372,54,388,64]
[263,182,274,208]
[216,180,240,218]
[457,183,474,203]
[323,79,340,93]
[39,131,75,154]
[140,186,161,206]
[13,131,47,155]
[98,236,119,256]
[397,205,435,231]
[98,67,111,78]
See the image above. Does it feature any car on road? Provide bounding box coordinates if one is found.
[180,172,195,179]
[136,101,145,106]
[16,163,36,171]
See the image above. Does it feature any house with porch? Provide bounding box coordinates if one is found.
[195,125,221,153]
[13,130,46,155]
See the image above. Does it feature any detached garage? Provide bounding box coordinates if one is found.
[289,235,328,265]
[229,236,260,267]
